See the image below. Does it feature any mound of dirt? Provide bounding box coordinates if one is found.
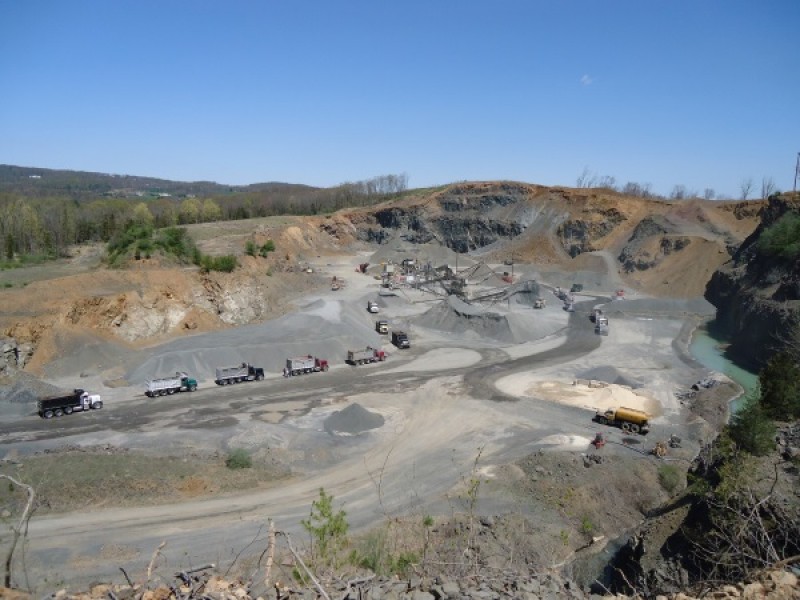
[323,403,384,435]
[0,372,66,417]
[414,295,562,343]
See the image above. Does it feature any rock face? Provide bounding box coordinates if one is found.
[705,194,800,369]
[0,336,33,376]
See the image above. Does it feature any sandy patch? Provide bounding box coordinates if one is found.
[496,374,662,416]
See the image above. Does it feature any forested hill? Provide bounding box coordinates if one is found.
[0,164,314,200]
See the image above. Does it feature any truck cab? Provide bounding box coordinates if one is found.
[392,331,410,349]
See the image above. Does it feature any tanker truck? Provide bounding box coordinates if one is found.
[594,406,650,434]
[215,363,265,385]
[38,389,103,419]
[347,346,387,365]
[285,355,329,376]
[145,372,198,397]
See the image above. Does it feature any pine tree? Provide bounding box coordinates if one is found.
[759,352,800,419]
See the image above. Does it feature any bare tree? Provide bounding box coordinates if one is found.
[704,188,716,200]
[621,182,653,198]
[576,166,597,189]
[740,178,754,200]
[760,176,776,199]
[597,175,617,190]
[670,184,687,200]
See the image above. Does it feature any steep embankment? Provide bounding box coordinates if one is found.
[706,193,800,369]
[322,181,761,298]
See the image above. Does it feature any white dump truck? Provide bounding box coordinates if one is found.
[145,372,198,397]
[215,363,265,385]
[347,346,387,365]
[285,355,329,376]
[367,300,380,313]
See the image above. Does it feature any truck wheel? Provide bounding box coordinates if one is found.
[257,374,264,381]
[323,365,329,372]
[597,416,608,425]
[167,388,175,395]
[43,410,54,419]
[188,384,197,391]
[629,423,641,434]
[54,408,64,417]
[93,401,103,409]
[621,422,631,432]
[64,406,73,415]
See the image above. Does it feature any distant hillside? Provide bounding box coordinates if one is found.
[0,164,315,200]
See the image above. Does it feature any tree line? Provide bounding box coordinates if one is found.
[0,174,408,260]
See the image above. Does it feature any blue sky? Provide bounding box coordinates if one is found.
[1,1,798,197]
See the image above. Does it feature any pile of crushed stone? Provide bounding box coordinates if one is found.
[323,403,384,435]
[414,294,562,343]
[0,372,65,417]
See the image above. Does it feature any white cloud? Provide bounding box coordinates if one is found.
[580,74,594,86]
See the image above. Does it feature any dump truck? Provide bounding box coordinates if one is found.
[347,346,387,365]
[38,389,103,419]
[392,330,410,349]
[594,406,650,434]
[534,298,546,309]
[375,320,389,334]
[145,372,198,397]
[285,355,329,376]
[367,300,380,313]
[215,363,265,385]
[595,316,609,336]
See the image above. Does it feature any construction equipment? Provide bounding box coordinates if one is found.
[570,283,584,293]
[215,363,265,385]
[375,320,389,334]
[347,346,387,365]
[592,432,606,448]
[594,406,651,435]
[534,297,546,309]
[331,276,341,291]
[285,355,329,376]
[38,389,103,419]
[356,263,369,274]
[391,330,410,349]
[145,372,198,397]
[651,441,668,458]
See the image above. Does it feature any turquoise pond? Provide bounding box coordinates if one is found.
[689,326,759,411]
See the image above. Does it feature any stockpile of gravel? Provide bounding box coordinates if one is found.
[323,403,384,435]
[0,372,66,417]
[414,295,564,343]
[125,298,388,386]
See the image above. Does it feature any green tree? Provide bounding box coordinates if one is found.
[131,202,154,226]
[201,198,222,222]
[4,233,13,260]
[728,393,775,456]
[301,488,349,564]
[179,198,201,224]
[758,352,800,419]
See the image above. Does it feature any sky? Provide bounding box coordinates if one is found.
[1,1,798,198]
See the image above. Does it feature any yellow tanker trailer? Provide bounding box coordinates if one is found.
[594,406,650,435]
